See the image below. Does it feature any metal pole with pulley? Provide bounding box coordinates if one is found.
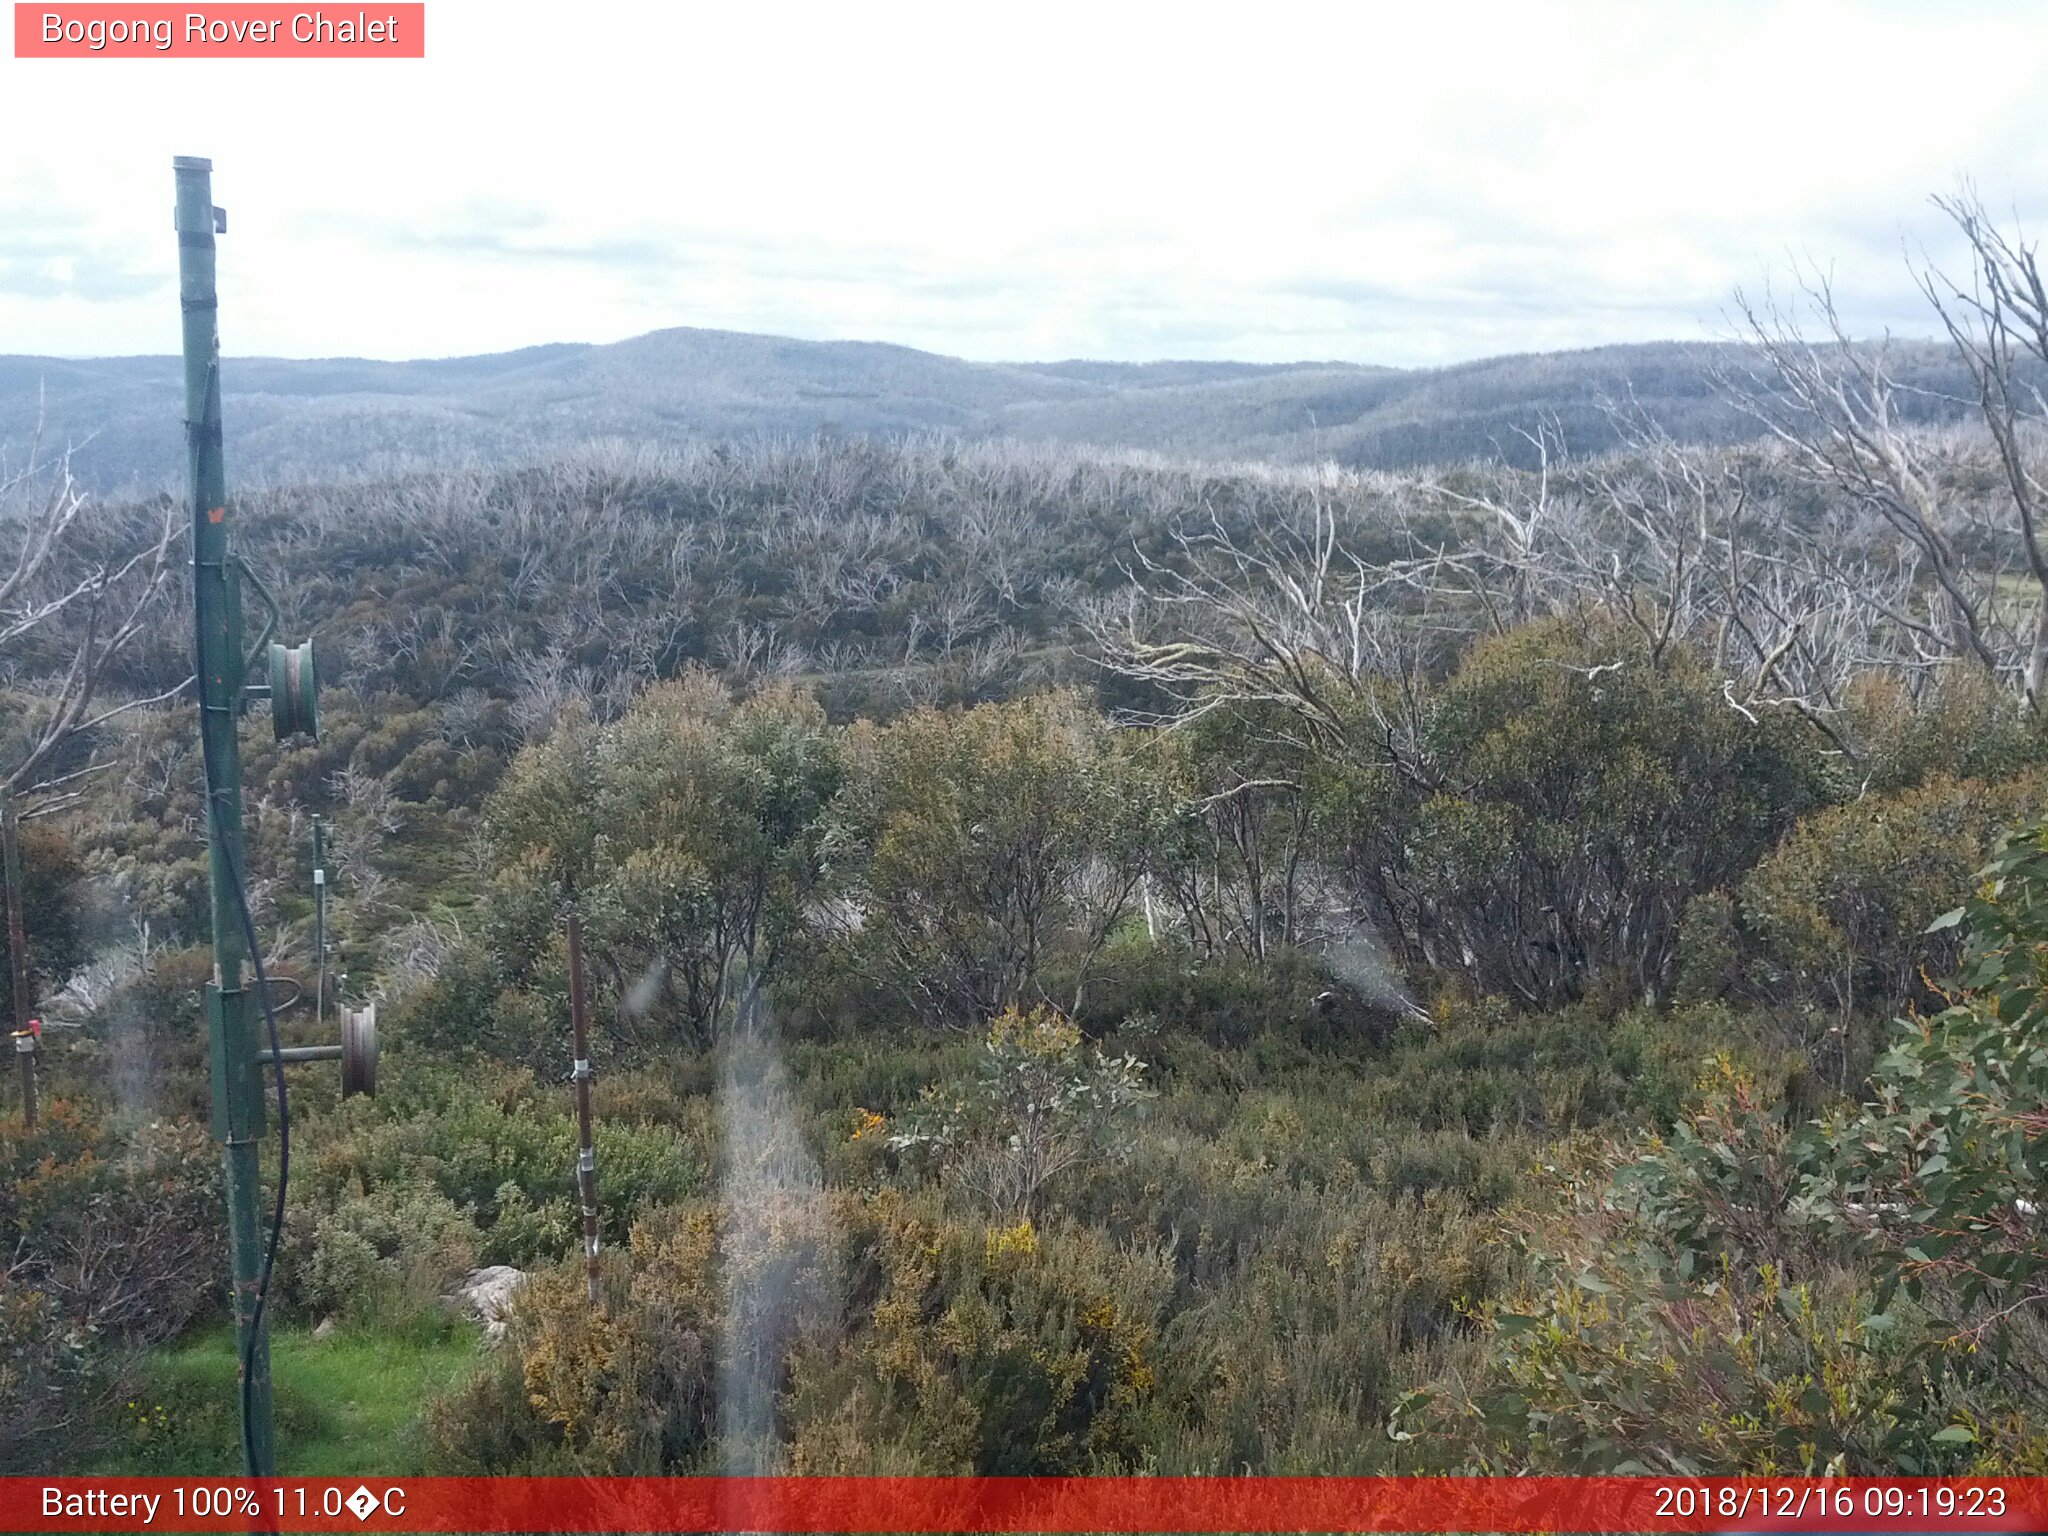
[176,152,278,1478]
[176,155,370,1478]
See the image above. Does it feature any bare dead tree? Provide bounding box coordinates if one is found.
[0,432,180,1064]
[1081,484,1444,774]
[506,647,580,742]
[1,443,183,806]
[931,579,993,655]
[1728,267,2012,697]
[1917,186,2048,710]
[1588,402,1888,758]
[1418,421,1593,634]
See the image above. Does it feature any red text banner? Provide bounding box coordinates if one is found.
[6,1476,2048,1533]
[14,4,424,57]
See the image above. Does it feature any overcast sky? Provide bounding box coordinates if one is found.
[4,0,2047,367]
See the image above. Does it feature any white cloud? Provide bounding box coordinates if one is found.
[2,0,2045,364]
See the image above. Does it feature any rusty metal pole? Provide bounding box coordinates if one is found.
[311,815,327,1028]
[2,794,35,1129]
[566,914,602,1309]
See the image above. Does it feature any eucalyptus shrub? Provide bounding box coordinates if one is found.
[1722,771,2048,1079]
[1450,813,2048,1473]
[887,1005,1149,1221]
[1821,815,2048,1382]
[830,692,1173,1028]
[1335,618,1829,1010]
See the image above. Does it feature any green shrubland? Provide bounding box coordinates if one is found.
[9,422,2048,1476]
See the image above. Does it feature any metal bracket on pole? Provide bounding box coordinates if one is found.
[205,982,263,1141]
[235,556,279,675]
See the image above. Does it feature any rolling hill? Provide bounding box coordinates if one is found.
[0,326,1980,493]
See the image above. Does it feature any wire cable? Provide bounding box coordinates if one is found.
[194,625,290,1478]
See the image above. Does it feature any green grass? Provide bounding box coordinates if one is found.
[84,1322,485,1475]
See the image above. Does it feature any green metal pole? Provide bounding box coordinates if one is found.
[175,154,275,1477]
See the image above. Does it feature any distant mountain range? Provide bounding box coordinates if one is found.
[0,326,1981,493]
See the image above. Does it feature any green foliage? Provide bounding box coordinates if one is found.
[1730,771,2045,1037]
[429,1202,731,1473]
[47,945,214,1122]
[484,673,843,1051]
[1339,618,1829,1009]
[1458,1239,1939,1474]
[0,1105,221,1344]
[281,1180,479,1334]
[1674,891,1743,1007]
[481,1182,577,1269]
[0,818,87,994]
[832,692,1172,1027]
[36,367,2048,1496]
[887,1006,1150,1220]
[1816,814,2048,1381]
[786,1192,1173,1475]
[413,983,1742,1479]
[1438,1059,1969,1474]
[38,428,2048,1480]
[291,1057,704,1262]
[390,940,519,1060]
[1145,705,1322,963]
[1075,945,1338,1054]
[1844,669,2046,793]
[437,1191,1171,1478]
[0,1285,98,1473]
[0,1106,221,1471]
[429,685,1190,1053]
[1453,812,2048,1475]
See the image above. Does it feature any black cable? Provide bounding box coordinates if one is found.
[194,635,290,1478]
[232,823,290,1477]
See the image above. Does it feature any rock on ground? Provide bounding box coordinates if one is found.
[444,1265,527,1342]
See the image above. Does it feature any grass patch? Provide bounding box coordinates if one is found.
[84,1322,485,1475]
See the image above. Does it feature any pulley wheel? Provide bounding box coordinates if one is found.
[269,639,320,741]
[341,1002,378,1097]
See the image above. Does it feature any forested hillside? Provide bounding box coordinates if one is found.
[0,328,1994,494]
[6,198,2048,1480]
